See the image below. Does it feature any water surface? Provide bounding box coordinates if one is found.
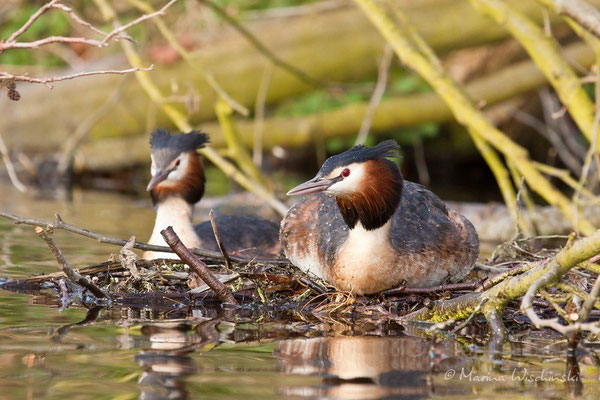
[1,183,599,399]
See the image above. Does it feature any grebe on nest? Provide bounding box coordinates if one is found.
[280,140,478,294]
[144,129,280,260]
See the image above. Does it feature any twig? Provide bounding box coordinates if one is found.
[297,276,328,295]
[1,0,171,53]
[578,272,600,322]
[102,3,288,217]
[119,236,141,279]
[514,109,582,176]
[58,278,70,309]
[125,0,249,117]
[355,44,394,145]
[34,225,110,299]
[572,65,600,231]
[0,133,27,193]
[100,0,178,45]
[0,67,153,88]
[543,0,600,40]
[58,80,126,175]
[381,280,483,296]
[484,307,506,353]
[253,62,273,167]
[0,210,291,266]
[208,210,232,271]
[196,0,324,88]
[161,226,237,305]
[6,0,60,43]
[452,298,488,333]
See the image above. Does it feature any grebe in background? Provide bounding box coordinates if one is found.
[280,140,478,294]
[144,129,280,259]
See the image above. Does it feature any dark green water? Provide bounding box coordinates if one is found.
[1,183,600,399]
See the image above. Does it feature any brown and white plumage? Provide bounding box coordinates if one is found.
[280,140,478,294]
[144,129,280,260]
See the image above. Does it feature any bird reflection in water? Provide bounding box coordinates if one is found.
[135,316,223,400]
[275,335,465,399]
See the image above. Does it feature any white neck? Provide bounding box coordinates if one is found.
[346,220,392,249]
[144,197,201,259]
[334,220,396,294]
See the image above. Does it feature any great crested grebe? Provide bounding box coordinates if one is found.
[280,140,478,294]
[144,129,280,259]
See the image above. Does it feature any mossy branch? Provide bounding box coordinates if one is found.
[405,229,600,324]
[470,0,597,150]
[125,0,249,116]
[93,0,287,217]
[215,100,269,187]
[352,0,596,235]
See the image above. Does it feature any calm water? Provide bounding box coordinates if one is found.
[1,182,600,399]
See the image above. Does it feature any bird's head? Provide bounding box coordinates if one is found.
[287,140,403,230]
[147,129,209,205]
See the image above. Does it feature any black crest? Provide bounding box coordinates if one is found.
[150,129,209,152]
[318,140,400,176]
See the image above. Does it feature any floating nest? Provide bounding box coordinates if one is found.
[4,233,599,341]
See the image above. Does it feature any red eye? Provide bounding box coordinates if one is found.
[341,168,350,177]
[175,160,181,167]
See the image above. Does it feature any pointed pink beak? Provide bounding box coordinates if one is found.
[146,169,171,191]
[287,176,341,196]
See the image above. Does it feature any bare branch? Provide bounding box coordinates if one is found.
[355,44,394,146]
[161,226,237,305]
[551,0,600,40]
[209,210,233,271]
[0,0,170,54]
[196,0,324,88]
[34,225,110,300]
[0,210,290,266]
[0,133,28,193]
[51,3,110,37]
[7,0,61,43]
[100,0,178,45]
[0,66,153,88]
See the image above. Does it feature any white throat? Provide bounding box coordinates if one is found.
[345,220,392,250]
[144,197,201,259]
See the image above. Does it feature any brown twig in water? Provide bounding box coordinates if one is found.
[381,279,484,296]
[0,210,291,266]
[161,226,237,305]
[208,210,233,271]
[34,225,110,299]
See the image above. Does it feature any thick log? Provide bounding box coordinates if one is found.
[77,41,594,170]
[1,0,565,156]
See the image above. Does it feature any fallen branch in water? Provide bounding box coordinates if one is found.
[381,279,484,296]
[34,225,110,300]
[0,210,291,266]
[403,230,600,339]
[161,226,237,306]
